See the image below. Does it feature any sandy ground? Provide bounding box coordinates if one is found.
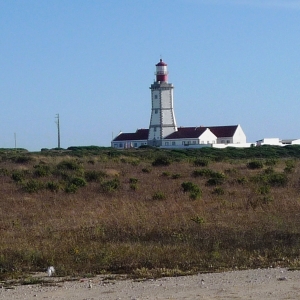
[1,267,300,299]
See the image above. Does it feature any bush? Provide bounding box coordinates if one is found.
[181,181,202,199]
[206,178,224,186]
[181,181,200,193]
[152,191,166,200]
[171,173,181,179]
[152,156,171,167]
[129,178,138,184]
[142,168,151,173]
[13,156,33,164]
[57,160,81,171]
[33,164,51,177]
[193,159,209,167]
[84,170,107,182]
[192,168,214,178]
[284,160,296,173]
[46,181,60,192]
[247,160,264,169]
[100,178,120,193]
[65,183,78,193]
[11,171,26,183]
[212,187,225,195]
[70,177,87,187]
[23,180,44,193]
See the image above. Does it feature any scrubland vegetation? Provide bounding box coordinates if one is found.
[1,145,300,280]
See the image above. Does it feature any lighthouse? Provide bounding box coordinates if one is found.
[148,59,177,146]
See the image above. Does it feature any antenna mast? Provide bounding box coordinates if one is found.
[55,114,61,149]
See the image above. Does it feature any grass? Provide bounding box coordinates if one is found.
[1,148,300,280]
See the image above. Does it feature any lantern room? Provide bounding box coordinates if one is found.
[155,59,168,82]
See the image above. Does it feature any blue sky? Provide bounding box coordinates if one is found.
[1,0,300,151]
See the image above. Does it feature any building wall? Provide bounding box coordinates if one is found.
[112,140,147,149]
[232,125,247,144]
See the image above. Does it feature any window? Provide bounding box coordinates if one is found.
[119,143,123,148]
[165,142,169,146]
[134,143,137,147]
[172,141,176,145]
[113,143,118,148]
[182,141,185,145]
[227,140,230,144]
[155,109,158,114]
[154,95,158,99]
[193,141,196,144]
[221,140,225,144]
[154,127,156,132]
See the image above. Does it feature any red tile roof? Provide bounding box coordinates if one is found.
[207,125,238,138]
[113,129,149,141]
[164,127,208,139]
[112,126,238,141]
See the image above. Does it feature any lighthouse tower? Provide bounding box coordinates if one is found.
[148,59,177,146]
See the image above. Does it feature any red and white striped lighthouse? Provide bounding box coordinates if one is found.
[148,58,177,146]
[155,59,168,82]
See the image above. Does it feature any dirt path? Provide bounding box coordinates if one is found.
[1,267,300,299]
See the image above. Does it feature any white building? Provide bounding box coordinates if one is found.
[112,59,247,149]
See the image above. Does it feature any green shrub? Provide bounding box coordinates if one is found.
[181,181,202,199]
[237,177,247,184]
[23,180,44,193]
[265,158,278,166]
[161,171,171,177]
[193,159,209,167]
[84,170,107,182]
[13,156,33,164]
[190,216,205,224]
[0,168,9,176]
[152,191,166,200]
[192,168,214,178]
[251,172,288,187]
[11,171,26,183]
[247,160,264,169]
[130,183,138,191]
[152,156,171,167]
[57,160,81,171]
[46,181,60,192]
[206,178,224,186]
[65,183,78,193]
[284,160,296,173]
[257,185,270,195]
[129,178,138,184]
[70,177,87,187]
[171,173,181,179]
[212,187,225,195]
[100,178,120,193]
[268,173,288,187]
[142,167,151,173]
[181,181,199,193]
[33,164,51,177]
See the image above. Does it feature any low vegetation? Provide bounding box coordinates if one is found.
[0,146,300,280]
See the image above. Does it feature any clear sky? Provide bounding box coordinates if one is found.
[1,0,300,151]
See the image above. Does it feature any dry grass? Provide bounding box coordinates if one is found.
[1,151,300,280]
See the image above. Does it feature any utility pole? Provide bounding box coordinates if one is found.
[14,133,17,150]
[55,114,61,149]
